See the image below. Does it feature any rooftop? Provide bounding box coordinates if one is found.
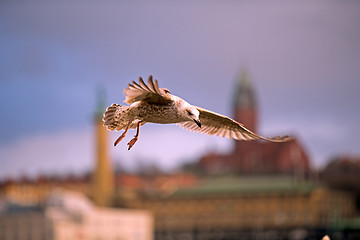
[170,176,318,198]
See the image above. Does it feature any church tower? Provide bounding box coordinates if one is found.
[197,70,310,176]
[92,88,114,206]
[232,71,260,171]
[233,71,258,132]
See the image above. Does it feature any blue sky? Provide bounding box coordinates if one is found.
[1,1,360,179]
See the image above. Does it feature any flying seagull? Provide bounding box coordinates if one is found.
[103,75,291,150]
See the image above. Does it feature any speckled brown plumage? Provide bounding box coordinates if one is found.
[103,75,291,150]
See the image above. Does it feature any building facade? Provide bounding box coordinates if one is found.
[132,177,357,240]
[0,189,153,240]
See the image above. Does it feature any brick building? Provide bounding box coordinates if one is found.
[196,72,310,176]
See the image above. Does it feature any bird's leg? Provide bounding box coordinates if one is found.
[114,120,132,146]
[127,121,142,150]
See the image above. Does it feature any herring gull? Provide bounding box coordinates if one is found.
[103,75,291,150]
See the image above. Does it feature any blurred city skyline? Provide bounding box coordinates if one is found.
[1,0,360,179]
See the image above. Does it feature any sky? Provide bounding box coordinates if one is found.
[0,0,360,179]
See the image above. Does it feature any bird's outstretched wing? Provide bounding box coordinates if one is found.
[178,106,291,142]
[124,75,172,105]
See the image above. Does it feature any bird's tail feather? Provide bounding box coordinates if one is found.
[103,104,131,131]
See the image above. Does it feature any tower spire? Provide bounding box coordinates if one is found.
[232,70,259,170]
[92,86,114,206]
[95,86,106,120]
[233,70,258,132]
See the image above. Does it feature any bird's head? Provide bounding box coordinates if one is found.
[185,106,201,128]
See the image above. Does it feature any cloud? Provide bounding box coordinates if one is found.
[261,117,360,169]
[0,124,231,179]
[0,128,94,179]
[1,112,358,180]
[1,1,359,177]
[109,124,232,171]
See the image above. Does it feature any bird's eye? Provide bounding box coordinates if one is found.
[186,110,193,116]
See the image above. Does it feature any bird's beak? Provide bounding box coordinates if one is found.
[194,119,201,128]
